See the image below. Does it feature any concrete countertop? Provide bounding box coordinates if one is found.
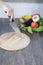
[0,18,43,65]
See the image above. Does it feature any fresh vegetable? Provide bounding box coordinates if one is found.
[20,24,33,34]
[19,14,43,34]
[27,26,33,34]
[20,24,27,31]
[32,14,40,22]
[32,14,40,17]
[34,26,43,32]
[39,18,43,26]
[19,17,33,26]
[23,18,33,26]
[31,22,38,28]
[23,15,32,20]
[19,18,24,23]
[20,24,25,28]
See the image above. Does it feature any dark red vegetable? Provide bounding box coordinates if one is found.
[31,22,38,28]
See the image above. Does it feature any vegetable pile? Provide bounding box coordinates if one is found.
[19,14,43,34]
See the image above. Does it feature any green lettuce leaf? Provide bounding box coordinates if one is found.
[34,26,43,32]
[27,26,33,34]
[20,24,33,34]
[39,18,43,26]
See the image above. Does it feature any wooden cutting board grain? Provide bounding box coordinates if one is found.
[0,32,30,51]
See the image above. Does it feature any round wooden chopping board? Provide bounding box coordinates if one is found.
[0,32,30,51]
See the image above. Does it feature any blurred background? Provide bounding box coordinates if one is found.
[0,0,43,18]
[1,0,43,3]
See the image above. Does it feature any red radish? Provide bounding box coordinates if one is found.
[32,14,40,17]
[32,14,40,22]
[31,22,38,28]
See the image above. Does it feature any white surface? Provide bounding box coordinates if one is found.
[0,3,43,18]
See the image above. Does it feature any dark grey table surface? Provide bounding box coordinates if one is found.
[0,18,43,65]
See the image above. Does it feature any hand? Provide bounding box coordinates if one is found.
[0,1,15,21]
[3,4,15,22]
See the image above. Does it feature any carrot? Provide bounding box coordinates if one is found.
[19,18,24,23]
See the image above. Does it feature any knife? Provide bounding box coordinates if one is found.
[9,19,22,37]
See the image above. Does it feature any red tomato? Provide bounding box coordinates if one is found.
[31,22,38,28]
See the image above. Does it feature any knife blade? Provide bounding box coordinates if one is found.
[10,21,21,37]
